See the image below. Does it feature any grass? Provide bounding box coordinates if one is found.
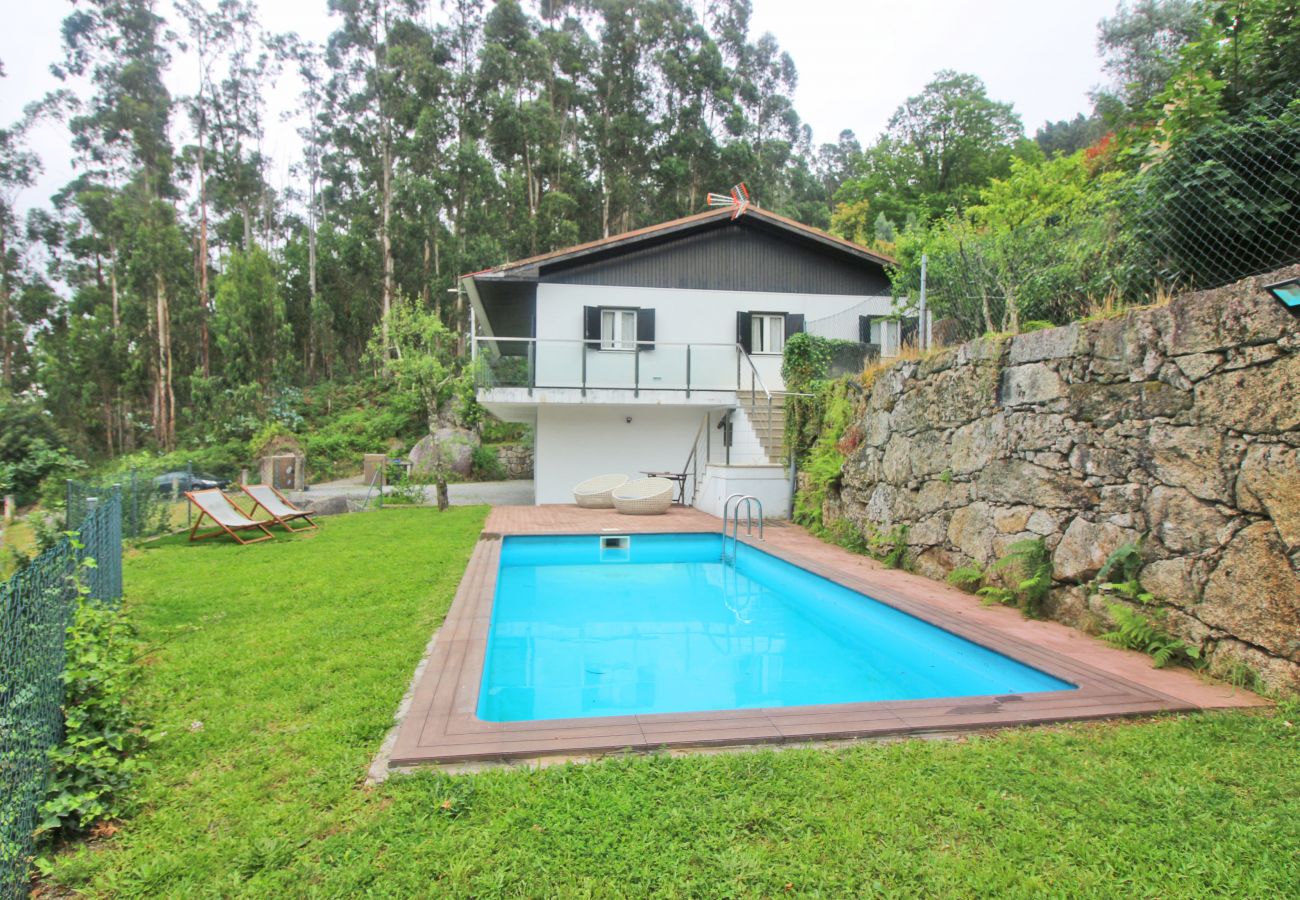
[44,509,1300,897]
[1,517,37,578]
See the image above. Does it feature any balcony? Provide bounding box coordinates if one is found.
[473,337,779,406]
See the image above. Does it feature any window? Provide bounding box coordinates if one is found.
[600,308,637,350]
[751,313,785,354]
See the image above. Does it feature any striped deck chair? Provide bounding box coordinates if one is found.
[240,483,319,533]
[185,488,275,545]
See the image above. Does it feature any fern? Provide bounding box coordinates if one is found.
[976,585,1015,607]
[1100,603,1200,668]
[984,538,1053,617]
[1092,537,1200,668]
[946,564,985,592]
[869,524,910,570]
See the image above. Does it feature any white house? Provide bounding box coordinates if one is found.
[463,205,917,516]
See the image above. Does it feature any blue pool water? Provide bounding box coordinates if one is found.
[478,534,1074,722]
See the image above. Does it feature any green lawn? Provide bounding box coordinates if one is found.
[46,509,1299,897]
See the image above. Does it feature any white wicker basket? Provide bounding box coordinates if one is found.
[573,473,629,508]
[612,477,674,515]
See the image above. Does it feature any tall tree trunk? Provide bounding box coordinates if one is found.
[155,272,175,450]
[197,113,211,376]
[421,237,431,309]
[108,239,120,330]
[380,137,394,361]
[0,228,9,388]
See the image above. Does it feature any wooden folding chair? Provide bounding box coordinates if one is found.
[240,483,319,532]
[185,488,276,544]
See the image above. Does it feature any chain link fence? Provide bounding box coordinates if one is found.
[65,462,225,540]
[1,490,123,898]
[895,87,1300,339]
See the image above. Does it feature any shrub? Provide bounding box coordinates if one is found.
[470,446,507,482]
[790,379,857,529]
[38,559,152,839]
[0,398,84,505]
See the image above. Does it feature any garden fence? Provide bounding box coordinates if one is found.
[1,491,123,899]
[897,85,1300,339]
[66,463,209,540]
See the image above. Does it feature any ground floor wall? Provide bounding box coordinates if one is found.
[533,405,708,505]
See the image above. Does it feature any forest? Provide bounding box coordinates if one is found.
[0,0,1297,504]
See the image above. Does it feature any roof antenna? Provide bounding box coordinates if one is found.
[707,182,751,220]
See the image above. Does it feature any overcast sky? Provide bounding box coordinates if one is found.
[0,0,1118,216]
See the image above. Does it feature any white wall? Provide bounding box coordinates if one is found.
[533,284,895,392]
[534,404,711,505]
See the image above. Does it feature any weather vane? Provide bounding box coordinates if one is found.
[707,182,751,219]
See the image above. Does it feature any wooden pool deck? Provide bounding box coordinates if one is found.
[386,505,1266,769]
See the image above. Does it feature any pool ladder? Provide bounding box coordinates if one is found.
[721,493,763,564]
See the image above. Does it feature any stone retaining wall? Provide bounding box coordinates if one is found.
[494,443,534,480]
[824,267,1300,692]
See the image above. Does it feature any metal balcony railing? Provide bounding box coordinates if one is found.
[473,336,748,397]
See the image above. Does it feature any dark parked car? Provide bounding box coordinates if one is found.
[153,471,231,494]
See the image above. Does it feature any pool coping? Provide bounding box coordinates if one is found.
[388,512,1264,767]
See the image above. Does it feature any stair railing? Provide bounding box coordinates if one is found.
[735,343,776,455]
[679,413,711,507]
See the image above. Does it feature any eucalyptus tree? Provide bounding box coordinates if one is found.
[479,0,554,254]
[206,0,278,251]
[0,85,52,391]
[587,1,655,237]
[55,0,191,450]
[327,0,424,362]
[281,36,334,377]
[176,0,221,375]
[643,0,729,218]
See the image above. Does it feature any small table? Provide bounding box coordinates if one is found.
[642,471,688,504]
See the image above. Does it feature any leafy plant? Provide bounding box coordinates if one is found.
[820,519,910,570]
[1094,538,1148,600]
[1100,603,1199,669]
[1092,539,1200,669]
[790,378,858,529]
[384,468,425,506]
[470,445,507,482]
[979,538,1053,617]
[38,553,153,839]
[868,524,911,570]
[946,563,986,592]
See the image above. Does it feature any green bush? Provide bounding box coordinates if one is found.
[38,562,152,839]
[0,398,84,505]
[790,378,857,529]
[470,446,507,482]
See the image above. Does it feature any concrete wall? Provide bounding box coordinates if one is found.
[696,464,791,519]
[820,267,1300,693]
[534,283,894,392]
[534,404,710,504]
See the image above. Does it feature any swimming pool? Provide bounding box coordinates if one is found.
[478,533,1074,723]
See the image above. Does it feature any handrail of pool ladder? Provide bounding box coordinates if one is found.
[721,493,747,525]
[722,495,763,563]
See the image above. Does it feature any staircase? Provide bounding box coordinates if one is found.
[736,391,787,463]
